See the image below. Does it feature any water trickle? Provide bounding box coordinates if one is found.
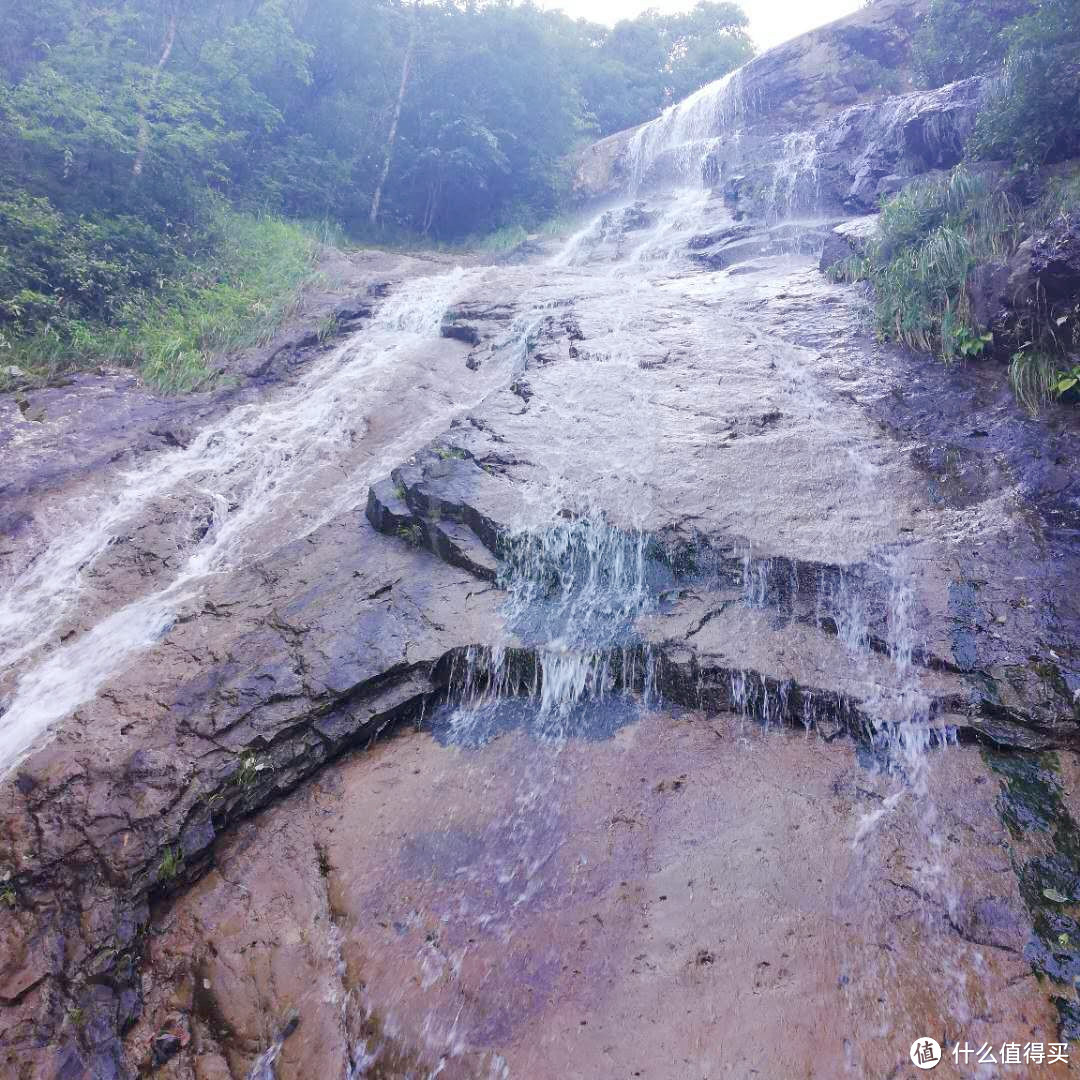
[436,515,663,746]
[765,130,823,222]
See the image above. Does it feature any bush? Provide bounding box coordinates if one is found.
[967,0,1080,170]
[0,193,181,336]
[828,165,1080,410]
[3,205,319,393]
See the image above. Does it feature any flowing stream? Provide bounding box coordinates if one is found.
[0,268,510,770]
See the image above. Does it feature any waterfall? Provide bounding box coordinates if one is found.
[5,50,1053,1075]
[625,69,746,192]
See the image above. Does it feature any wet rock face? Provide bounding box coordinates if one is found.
[3,183,1078,1076]
[811,78,984,213]
[818,215,879,272]
[1031,211,1080,303]
[574,0,929,200]
[0,512,507,1076]
[119,720,1066,1080]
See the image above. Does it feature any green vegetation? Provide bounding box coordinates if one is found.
[157,845,183,881]
[829,166,1080,410]
[3,207,320,392]
[968,0,1080,171]
[0,0,755,393]
[914,0,1080,171]
[837,0,1080,412]
[233,750,270,788]
[912,0,1033,89]
[830,168,1017,358]
[985,750,1080,1036]
[1009,349,1061,414]
[1056,363,1080,397]
[0,869,15,909]
[396,523,425,548]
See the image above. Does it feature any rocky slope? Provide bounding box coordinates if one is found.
[573,0,986,218]
[1,6,1078,1080]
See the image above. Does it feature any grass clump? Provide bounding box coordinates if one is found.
[232,750,271,789]
[831,167,1016,359]
[2,206,321,395]
[158,846,184,881]
[469,212,581,255]
[476,224,530,254]
[830,165,1080,411]
[396,523,424,548]
[1009,349,1060,414]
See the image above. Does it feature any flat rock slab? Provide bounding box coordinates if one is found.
[124,713,1070,1078]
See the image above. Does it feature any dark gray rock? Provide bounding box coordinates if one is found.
[440,320,482,345]
[1031,211,1080,302]
[151,1031,181,1067]
[966,260,1014,333]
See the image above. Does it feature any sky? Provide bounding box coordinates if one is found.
[541,0,863,50]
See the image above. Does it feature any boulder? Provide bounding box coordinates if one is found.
[819,215,879,272]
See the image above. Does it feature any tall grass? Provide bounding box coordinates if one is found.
[1009,349,1059,414]
[828,164,1080,411]
[841,168,1018,359]
[2,208,321,394]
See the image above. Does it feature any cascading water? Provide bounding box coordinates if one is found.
[766,130,823,221]
[0,266,491,772]
[625,70,746,192]
[437,515,660,745]
[3,47,1063,1075]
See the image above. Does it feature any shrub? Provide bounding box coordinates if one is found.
[967,0,1080,170]
[912,0,1033,89]
[2,204,319,393]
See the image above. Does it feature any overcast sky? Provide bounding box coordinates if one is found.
[541,0,863,50]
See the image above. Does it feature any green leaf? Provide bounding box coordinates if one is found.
[1043,887,1070,903]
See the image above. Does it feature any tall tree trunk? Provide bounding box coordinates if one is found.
[133,8,178,177]
[369,13,416,227]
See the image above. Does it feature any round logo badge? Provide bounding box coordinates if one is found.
[910,1037,942,1070]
